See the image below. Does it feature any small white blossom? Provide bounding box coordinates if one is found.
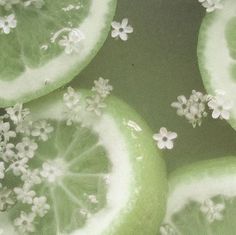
[86,95,106,116]
[0,142,15,162]
[111,18,133,41]
[31,120,54,141]
[63,87,81,109]
[208,92,233,120]
[9,158,28,176]
[171,95,189,116]
[64,106,81,126]
[32,196,50,217]
[0,121,16,142]
[14,212,35,233]
[153,127,177,150]
[160,224,176,235]
[14,187,36,204]
[0,162,5,179]
[59,29,85,54]
[21,169,42,188]
[40,161,64,183]
[16,137,38,159]
[6,103,30,125]
[0,14,17,34]
[200,199,225,223]
[0,187,15,211]
[92,77,113,98]
[199,0,223,12]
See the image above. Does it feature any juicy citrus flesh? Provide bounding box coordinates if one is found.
[162,157,236,235]
[0,0,117,107]
[1,89,167,235]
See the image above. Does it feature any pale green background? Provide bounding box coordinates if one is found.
[73,0,236,174]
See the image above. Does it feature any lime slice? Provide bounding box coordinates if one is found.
[0,89,167,235]
[160,157,236,235]
[0,0,116,107]
[197,0,236,127]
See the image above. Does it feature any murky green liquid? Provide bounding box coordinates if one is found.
[73,0,236,174]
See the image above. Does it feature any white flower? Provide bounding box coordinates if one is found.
[0,187,15,211]
[14,187,36,204]
[200,199,225,223]
[9,158,28,176]
[208,92,233,120]
[21,169,42,188]
[153,127,177,150]
[31,120,54,141]
[0,142,15,162]
[0,121,16,142]
[32,196,50,217]
[40,161,64,183]
[14,212,35,233]
[59,29,85,54]
[23,0,45,8]
[92,77,113,98]
[63,87,81,109]
[111,18,133,41]
[171,95,189,116]
[199,0,223,12]
[0,162,5,179]
[160,224,176,235]
[64,106,81,126]
[6,103,30,125]
[0,14,17,34]
[16,137,38,159]
[86,95,106,116]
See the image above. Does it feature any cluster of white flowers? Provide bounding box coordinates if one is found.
[86,77,113,116]
[0,0,44,34]
[153,127,177,150]
[0,103,53,233]
[111,18,133,41]
[200,198,225,223]
[63,78,113,125]
[171,90,210,128]
[198,0,223,12]
[171,90,233,128]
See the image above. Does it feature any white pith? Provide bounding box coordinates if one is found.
[164,173,236,222]
[200,0,236,119]
[1,97,134,235]
[0,0,113,101]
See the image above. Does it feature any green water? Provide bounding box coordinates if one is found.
[72,0,236,174]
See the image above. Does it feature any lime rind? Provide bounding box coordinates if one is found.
[164,157,236,222]
[197,0,236,129]
[24,89,167,235]
[0,0,117,107]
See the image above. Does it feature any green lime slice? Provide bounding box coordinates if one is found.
[0,0,116,107]
[197,0,236,128]
[160,157,236,235]
[0,89,167,235]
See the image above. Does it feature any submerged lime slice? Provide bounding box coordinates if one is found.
[0,0,116,107]
[1,89,167,235]
[160,157,236,235]
[197,0,236,128]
